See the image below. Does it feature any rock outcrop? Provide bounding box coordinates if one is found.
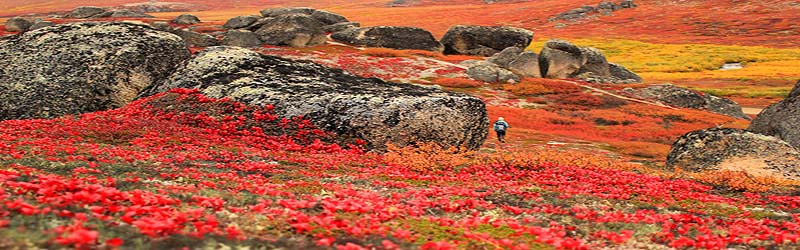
[623,84,749,120]
[332,26,443,51]
[748,80,800,148]
[63,6,152,19]
[139,46,488,150]
[0,22,190,120]
[5,17,33,32]
[440,25,533,56]
[172,14,201,24]
[667,128,800,180]
[550,0,637,22]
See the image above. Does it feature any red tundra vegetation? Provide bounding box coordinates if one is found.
[1,89,799,249]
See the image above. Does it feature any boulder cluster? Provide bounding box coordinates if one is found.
[668,80,800,180]
[464,39,641,84]
[219,7,357,48]
[550,0,637,22]
[0,22,489,151]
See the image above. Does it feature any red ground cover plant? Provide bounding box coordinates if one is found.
[1,89,799,249]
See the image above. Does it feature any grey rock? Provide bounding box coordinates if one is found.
[0,22,190,120]
[64,6,107,18]
[748,81,800,148]
[667,128,800,180]
[254,14,327,47]
[310,10,349,25]
[172,29,220,47]
[172,14,201,24]
[574,47,610,78]
[621,0,637,8]
[5,17,33,32]
[441,25,533,56]
[331,26,442,51]
[139,46,488,150]
[104,10,154,18]
[539,39,586,79]
[260,7,315,17]
[507,51,541,78]
[323,22,360,33]
[149,21,173,31]
[597,2,622,11]
[487,47,522,68]
[223,15,260,29]
[29,20,54,30]
[609,63,642,82]
[626,84,749,120]
[222,29,262,47]
[467,63,519,83]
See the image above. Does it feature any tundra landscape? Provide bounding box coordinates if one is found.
[1,0,800,249]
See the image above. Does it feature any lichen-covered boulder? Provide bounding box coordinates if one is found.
[0,22,191,120]
[748,80,800,148]
[539,39,586,79]
[139,46,488,150]
[575,47,610,77]
[331,26,442,51]
[440,25,533,56]
[254,14,327,47]
[623,84,749,120]
[667,128,800,180]
[64,6,106,18]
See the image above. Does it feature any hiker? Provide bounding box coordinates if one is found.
[493,117,510,143]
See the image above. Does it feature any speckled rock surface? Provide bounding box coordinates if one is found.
[140,46,488,150]
[0,22,191,120]
[624,84,749,120]
[539,39,586,79]
[331,26,443,51]
[440,25,533,56]
[749,81,800,148]
[667,128,800,180]
[253,14,327,47]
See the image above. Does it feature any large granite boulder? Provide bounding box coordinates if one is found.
[667,128,800,180]
[748,81,800,148]
[440,25,533,56]
[539,39,586,79]
[254,14,327,47]
[139,46,488,150]
[5,17,33,32]
[507,52,541,78]
[0,22,190,120]
[331,26,443,51]
[623,84,749,120]
[260,7,349,25]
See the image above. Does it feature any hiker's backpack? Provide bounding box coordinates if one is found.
[493,122,506,132]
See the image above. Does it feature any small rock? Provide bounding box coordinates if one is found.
[29,20,54,30]
[172,14,201,24]
[223,15,260,29]
[5,17,33,32]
